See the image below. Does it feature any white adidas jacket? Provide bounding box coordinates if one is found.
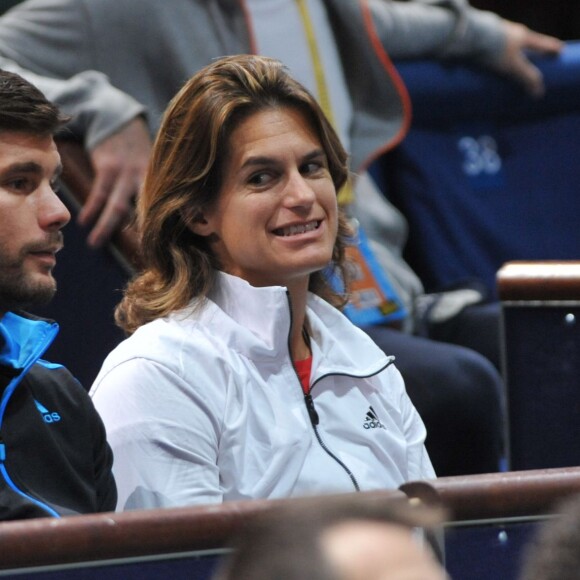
[90,273,435,510]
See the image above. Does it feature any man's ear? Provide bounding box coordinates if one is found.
[181,207,214,237]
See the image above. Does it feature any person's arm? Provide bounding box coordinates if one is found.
[86,396,118,513]
[487,20,562,97]
[30,62,152,249]
[0,0,152,247]
[0,55,151,247]
[368,0,562,96]
[90,358,224,511]
[387,365,436,481]
[78,117,151,248]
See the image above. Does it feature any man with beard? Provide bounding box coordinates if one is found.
[0,69,116,520]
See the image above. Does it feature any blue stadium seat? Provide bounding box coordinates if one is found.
[379,41,580,298]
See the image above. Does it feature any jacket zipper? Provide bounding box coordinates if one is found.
[286,292,361,492]
[303,392,360,492]
[302,359,394,494]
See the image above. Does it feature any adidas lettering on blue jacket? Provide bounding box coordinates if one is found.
[91,272,435,510]
[0,311,116,520]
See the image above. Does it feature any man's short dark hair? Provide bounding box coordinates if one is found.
[0,69,69,134]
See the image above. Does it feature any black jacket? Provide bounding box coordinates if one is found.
[0,311,116,520]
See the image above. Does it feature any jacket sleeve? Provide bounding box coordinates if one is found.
[90,358,224,511]
[366,0,505,65]
[390,365,437,481]
[86,395,118,512]
[0,56,146,151]
[0,0,146,149]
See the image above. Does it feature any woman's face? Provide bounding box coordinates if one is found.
[198,106,338,290]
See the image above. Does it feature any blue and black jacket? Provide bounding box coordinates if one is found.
[0,311,116,520]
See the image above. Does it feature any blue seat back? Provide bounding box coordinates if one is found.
[380,42,580,297]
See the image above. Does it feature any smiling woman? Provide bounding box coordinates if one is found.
[193,107,338,297]
[89,55,435,511]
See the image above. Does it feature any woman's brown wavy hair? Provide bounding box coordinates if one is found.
[116,55,352,334]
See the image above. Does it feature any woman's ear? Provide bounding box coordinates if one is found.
[181,207,214,237]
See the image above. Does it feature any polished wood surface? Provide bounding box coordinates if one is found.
[497,261,580,302]
[0,491,405,569]
[402,467,580,520]
[1,468,580,569]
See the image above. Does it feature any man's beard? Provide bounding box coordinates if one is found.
[0,237,61,312]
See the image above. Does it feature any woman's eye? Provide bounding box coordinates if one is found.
[248,172,272,186]
[301,161,323,175]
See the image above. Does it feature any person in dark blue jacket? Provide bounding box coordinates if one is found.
[0,69,116,520]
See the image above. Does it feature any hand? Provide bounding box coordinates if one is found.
[493,21,563,98]
[78,117,152,248]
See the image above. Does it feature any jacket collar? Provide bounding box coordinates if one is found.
[203,272,294,358]
[183,272,392,378]
[0,311,58,370]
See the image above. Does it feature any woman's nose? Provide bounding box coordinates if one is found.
[283,172,316,208]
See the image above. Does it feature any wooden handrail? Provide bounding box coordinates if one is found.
[401,467,580,520]
[497,261,580,302]
[2,468,580,569]
[0,490,405,569]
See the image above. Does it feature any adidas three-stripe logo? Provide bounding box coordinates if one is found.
[34,399,61,424]
[363,406,386,430]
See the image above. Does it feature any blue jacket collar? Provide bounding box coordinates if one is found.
[0,311,59,370]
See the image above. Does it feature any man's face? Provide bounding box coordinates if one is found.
[0,131,69,314]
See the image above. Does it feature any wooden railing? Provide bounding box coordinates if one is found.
[1,468,580,570]
[498,260,580,302]
[402,467,580,521]
[0,490,406,570]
